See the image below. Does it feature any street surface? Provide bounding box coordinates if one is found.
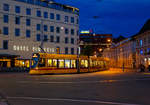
[0,68,150,105]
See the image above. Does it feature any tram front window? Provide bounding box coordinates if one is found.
[38,58,45,67]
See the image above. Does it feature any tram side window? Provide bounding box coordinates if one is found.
[90,60,93,67]
[98,61,102,68]
[71,60,76,68]
[65,60,71,68]
[103,61,106,67]
[80,60,88,68]
[58,59,65,68]
[47,59,53,67]
[53,59,57,67]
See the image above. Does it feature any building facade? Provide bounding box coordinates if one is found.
[134,31,150,68]
[0,0,79,61]
[103,38,136,69]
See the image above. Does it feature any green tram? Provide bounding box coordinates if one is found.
[29,53,109,75]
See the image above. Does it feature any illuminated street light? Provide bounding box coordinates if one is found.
[99,48,103,52]
[107,39,111,42]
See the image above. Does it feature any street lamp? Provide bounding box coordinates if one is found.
[107,39,111,43]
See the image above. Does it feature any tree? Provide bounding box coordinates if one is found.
[81,45,94,56]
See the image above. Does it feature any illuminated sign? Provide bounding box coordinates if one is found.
[80,30,90,34]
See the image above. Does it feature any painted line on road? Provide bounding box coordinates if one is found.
[7,96,139,105]
[18,78,150,84]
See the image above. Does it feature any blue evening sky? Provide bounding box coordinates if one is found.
[55,0,150,37]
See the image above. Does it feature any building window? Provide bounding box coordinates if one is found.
[50,13,54,19]
[76,18,79,24]
[71,17,74,23]
[26,8,31,15]
[71,29,74,35]
[3,40,8,50]
[15,28,20,36]
[36,24,41,31]
[71,38,74,44]
[148,36,150,44]
[50,26,54,32]
[77,30,79,36]
[56,27,60,33]
[65,28,69,34]
[147,48,150,54]
[65,37,68,44]
[15,6,20,13]
[36,34,41,41]
[37,10,41,17]
[56,36,60,43]
[50,35,54,42]
[140,40,143,46]
[140,49,143,55]
[44,25,48,31]
[65,47,68,54]
[3,4,9,11]
[26,19,31,26]
[44,12,48,18]
[71,48,74,54]
[15,17,20,25]
[56,14,60,20]
[44,35,48,41]
[26,30,30,38]
[3,27,9,35]
[3,15,9,23]
[65,16,69,22]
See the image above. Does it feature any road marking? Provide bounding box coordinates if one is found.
[7,96,139,105]
[18,78,150,84]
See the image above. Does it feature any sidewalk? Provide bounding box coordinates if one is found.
[110,68,139,73]
[110,68,150,73]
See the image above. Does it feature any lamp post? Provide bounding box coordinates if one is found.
[77,47,80,73]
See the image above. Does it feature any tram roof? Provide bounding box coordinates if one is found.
[39,53,78,59]
[37,53,107,61]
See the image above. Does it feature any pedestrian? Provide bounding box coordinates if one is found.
[140,64,145,72]
[148,65,150,71]
[139,64,143,72]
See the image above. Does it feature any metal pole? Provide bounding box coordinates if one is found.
[77,47,80,73]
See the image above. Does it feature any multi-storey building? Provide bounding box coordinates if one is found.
[103,38,136,69]
[0,0,79,67]
[103,19,150,70]
[134,31,150,68]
